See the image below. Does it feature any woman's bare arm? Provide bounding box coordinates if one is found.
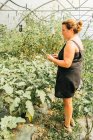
[47,42,75,68]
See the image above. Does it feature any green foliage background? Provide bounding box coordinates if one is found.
[0,16,93,139]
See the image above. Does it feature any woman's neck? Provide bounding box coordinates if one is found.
[67,34,77,41]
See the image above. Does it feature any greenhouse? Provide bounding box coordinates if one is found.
[0,0,93,140]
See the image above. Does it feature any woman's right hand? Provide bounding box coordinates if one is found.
[51,54,58,59]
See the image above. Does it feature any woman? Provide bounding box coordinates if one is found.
[47,19,84,133]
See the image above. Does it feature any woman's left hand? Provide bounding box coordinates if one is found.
[47,54,54,62]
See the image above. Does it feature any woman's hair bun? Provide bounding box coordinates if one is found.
[77,20,83,32]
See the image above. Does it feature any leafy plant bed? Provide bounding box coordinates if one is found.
[0,37,93,139]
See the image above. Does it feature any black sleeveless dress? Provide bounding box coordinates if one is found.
[55,40,83,98]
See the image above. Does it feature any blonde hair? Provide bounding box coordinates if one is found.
[62,19,83,34]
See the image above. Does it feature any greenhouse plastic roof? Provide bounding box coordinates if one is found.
[0,0,93,38]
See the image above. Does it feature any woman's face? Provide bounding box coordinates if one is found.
[62,24,73,40]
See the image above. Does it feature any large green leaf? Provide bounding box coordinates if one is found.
[0,116,25,130]
[10,97,20,113]
[3,84,13,94]
[23,91,31,99]
[26,100,34,118]
[36,89,46,104]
